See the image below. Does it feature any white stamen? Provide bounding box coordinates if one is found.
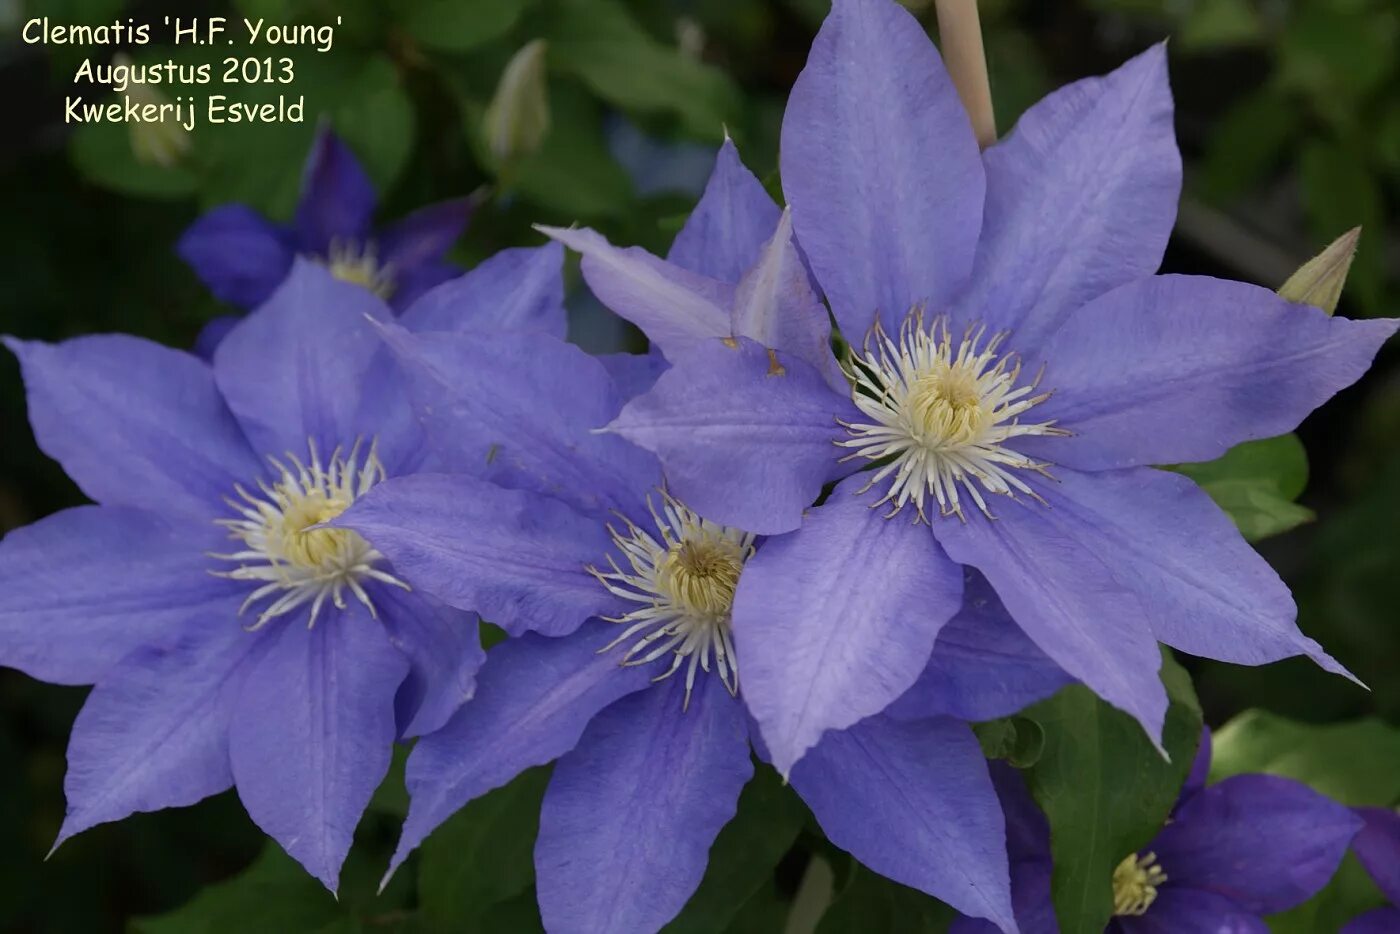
[590,492,754,710]
[323,239,395,298]
[837,309,1067,522]
[210,438,408,629]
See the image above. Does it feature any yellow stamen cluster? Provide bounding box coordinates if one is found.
[1112,852,1167,917]
[325,239,395,299]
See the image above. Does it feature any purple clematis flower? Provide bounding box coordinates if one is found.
[330,304,1027,931]
[1342,807,1400,933]
[0,243,565,892]
[178,126,475,354]
[544,0,1399,774]
[952,736,1363,933]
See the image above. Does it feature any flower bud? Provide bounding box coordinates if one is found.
[484,39,550,168]
[114,54,192,168]
[1278,227,1361,316]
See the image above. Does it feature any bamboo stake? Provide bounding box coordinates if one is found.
[934,0,997,149]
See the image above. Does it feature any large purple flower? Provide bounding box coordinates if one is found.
[1343,807,1400,933]
[331,315,1033,931]
[178,127,475,347]
[952,738,1362,933]
[546,0,1398,773]
[0,244,565,891]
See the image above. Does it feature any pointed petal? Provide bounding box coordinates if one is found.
[536,676,752,934]
[538,225,733,359]
[1153,774,1362,915]
[608,338,857,534]
[378,197,474,272]
[1023,275,1399,470]
[177,205,294,309]
[667,138,781,281]
[374,585,485,738]
[230,608,408,892]
[295,129,377,254]
[934,495,1168,745]
[5,334,260,519]
[388,621,654,878]
[56,605,266,847]
[735,475,962,774]
[335,473,622,637]
[1117,889,1268,934]
[791,714,1016,931]
[954,44,1181,345]
[1353,807,1400,904]
[886,570,1073,722]
[400,242,567,339]
[0,506,240,685]
[780,0,984,337]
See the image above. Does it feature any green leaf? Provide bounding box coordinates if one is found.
[815,865,954,934]
[1171,435,1314,541]
[417,766,550,929]
[399,0,536,53]
[1211,710,1400,807]
[70,117,201,200]
[1267,852,1387,934]
[663,764,806,934]
[973,717,1045,769]
[722,880,792,934]
[1022,651,1202,934]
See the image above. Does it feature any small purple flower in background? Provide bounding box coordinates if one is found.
[952,735,1362,933]
[178,126,476,355]
[0,243,565,891]
[548,0,1399,775]
[1343,807,1400,932]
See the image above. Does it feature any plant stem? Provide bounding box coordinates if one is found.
[934,0,996,149]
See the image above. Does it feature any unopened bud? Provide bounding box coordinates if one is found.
[115,54,192,168]
[1278,227,1361,316]
[485,39,550,168]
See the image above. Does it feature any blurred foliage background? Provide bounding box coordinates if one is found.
[1,0,1399,931]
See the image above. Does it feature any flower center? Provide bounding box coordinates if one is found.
[591,492,755,708]
[211,438,409,629]
[1112,852,1167,917]
[324,239,395,299]
[837,310,1067,521]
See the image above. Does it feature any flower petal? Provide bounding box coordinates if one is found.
[387,260,462,314]
[1116,889,1268,934]
[399,242,567,339]
[55,606,267,847]
[667,138,781,282]
[536,675,752,934]
[0,506,240,685]
[934,495,1168,746]
[5,334,260,519]
[1023,275,1399,470]
[538,225,732,359]
[953,44,1180,345]
[608,338,857,534]
[735,475,962,775]
[780,0,984,337]
[1344,908,1400,934]
[229,607,408,893]
[387,621,654,879]
[597,350,669,401]
[790,714,1015,931]
[886,569,1073,722]
[1353,807,1400,904]
[294,129,377,254]
[193,316,241,361]
[176,205,295,309]
[378,198,474,274]
[371,322,660,522]
[1153,774,1362,915]
[374,584,485,738]
[335,473,623,637]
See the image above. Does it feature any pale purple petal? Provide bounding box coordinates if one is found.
[536,676,752,934]
[5,334,260,519]
[379,198,474,273]
[953,44,1180,345]
[374,584,485,738]
[1343,908,1400,934]
[935,495,1168,746]
[608,338,857,534]
[1353,807,1400,903]
[1115,889,1267,934]
[389,260,462,314]
[1035,468,1350,677]
[1023,276,1399,470]
[388,621,655,879]
[667,138,781,281]
[335,473,622,637]
[177,205,295,309]
[230,607,408,892]
[539,225,733,359]
[780,0,984,337]
[194,316,241,361]
[295,129,377,254]
[55,609,267,847]
[597,350,669,401]
[0,506,240,685]
[790,714,1015,931]
[886,569,1073,722]
[399,242,567,339]
[1153,774,1362,915]
[735,475,962,775]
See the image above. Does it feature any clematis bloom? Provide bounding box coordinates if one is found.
[1343,807,1400,933]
